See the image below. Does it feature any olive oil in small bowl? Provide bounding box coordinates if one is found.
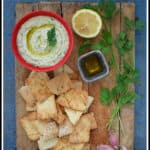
[77,50,109,83]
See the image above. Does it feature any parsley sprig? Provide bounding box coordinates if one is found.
[124,16,145,30]
[78,0,144,129]
[47,27,57,47]
[92,30,113,54]
[100,60,140,128]
[115,31,133,56]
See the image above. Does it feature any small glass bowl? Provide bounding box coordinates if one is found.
[77,50,109,83]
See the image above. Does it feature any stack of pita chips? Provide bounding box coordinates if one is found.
[19,64,97,150]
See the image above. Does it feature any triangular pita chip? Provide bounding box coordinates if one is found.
[64,108,83,125]
[20,112,40,141]
[57,89,88,111]
[33,120,48,135]
[34,121,58,140]
[87,112,97,130]
[53,104,65,125]
[54,66,64,75]
[69,114,91,143]
[19,85,36,106]
[84,96,94,113]
[54,64,78,80]
[26,105,37,112]
[43,122,58,139]
[38,137,58,150]
[71,80,83,89]
[63,64,74,74]
[54,137,84,150]
[47,73,72,95]
[37,95,57,120]
[58,118,74,137]
[25,71,52,102]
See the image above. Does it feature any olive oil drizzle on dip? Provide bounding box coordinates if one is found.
[17,16,69,67]
[26,24,55,56]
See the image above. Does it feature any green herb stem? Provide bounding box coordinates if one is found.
[107,104,120,129]
[111,48,119,73]
[80,1,143,130]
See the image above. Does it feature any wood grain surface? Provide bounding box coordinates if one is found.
[15,2,135,150]
[120,3,135,150]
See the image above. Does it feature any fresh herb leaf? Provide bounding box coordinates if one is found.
[78,40,91,55]
[79,0,143,129]
[98,0,117,19]
[92,43,103,50]
[98,0,105,10]
[124,16,145,30]
[81,3,99,12]
[92,30,113,54]
[107,91,139,128]
[47,27,57,47]
[115,31,133,56]
[118,31,126,40]
[123,60,140,82]
[124,16,135,30]
[118,91,139,105]
[103,30,113,45]
[102,46,111,53]
[124,40,133,50]
[100,86,119,105]
[100,88,113,105]
[115,73,128,93]
[92,43,110,54]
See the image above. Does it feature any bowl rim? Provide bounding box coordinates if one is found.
[11,10,73,72]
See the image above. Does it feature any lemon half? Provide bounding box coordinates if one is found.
[72,9,102,38]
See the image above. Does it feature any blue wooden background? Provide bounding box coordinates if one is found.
[4,0,147,150]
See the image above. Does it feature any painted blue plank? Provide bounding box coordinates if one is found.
[4,0,146,150]
[4,0,16,149]
[134,0,147,150]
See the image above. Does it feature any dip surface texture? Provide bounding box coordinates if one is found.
[17,16,69,67]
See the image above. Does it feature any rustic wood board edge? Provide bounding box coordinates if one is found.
[120,3,135,150]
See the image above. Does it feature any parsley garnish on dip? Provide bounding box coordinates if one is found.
[17,16,69,67]
[47,27,57,47]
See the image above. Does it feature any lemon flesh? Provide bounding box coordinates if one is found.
[72,9,102,38]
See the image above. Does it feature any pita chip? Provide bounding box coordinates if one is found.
[58,118,74,137]
[71,80,83,89]
[83,144,91,150]
[53,104,65,125]
[84,96,94,113]
[26,105,37,112]
[25,71,52,102]
[87,112,97,130]
[38,136,58,150]
[54,64,78,79]
[20,112,40,141]
[64,108,83,125]
[19,85,36,106]
[37,95,57,120]
[69,114,91,143]
[33,120,58,140]
[54,137,84,150]
[57,89,88,111]
[47,73,72,95]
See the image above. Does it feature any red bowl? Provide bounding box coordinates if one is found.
[12,10,74,72]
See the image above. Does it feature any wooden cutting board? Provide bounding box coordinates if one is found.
[15,2,135,150]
